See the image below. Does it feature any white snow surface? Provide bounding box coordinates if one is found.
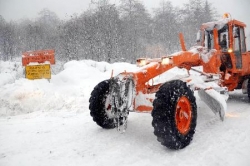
[0,60,250,166]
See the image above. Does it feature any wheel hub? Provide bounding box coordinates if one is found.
[175,96,192,135]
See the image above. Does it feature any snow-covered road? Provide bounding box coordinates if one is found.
[0,60,250,166]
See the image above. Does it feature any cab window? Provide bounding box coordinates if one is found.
[218,25,229,51]
[205,31,214,50]
[233,26,246,53]
[239,27,246,53]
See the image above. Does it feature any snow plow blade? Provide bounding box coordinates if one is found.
[198,89,228,121]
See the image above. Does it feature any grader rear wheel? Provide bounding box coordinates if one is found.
[152,80,197,149]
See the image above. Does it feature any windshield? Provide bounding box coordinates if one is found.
[218,25,229,51]
[204,24,229,51]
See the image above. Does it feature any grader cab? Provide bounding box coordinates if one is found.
[89,14,250,150]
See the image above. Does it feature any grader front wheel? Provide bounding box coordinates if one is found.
[152,80,197,149]
[89,80,116,129]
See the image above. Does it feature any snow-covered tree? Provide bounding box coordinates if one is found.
[0,0,218,62]
[180,0,216,48]
[152,0,181,54]
[119,0,152,61]
[0,17,16,60]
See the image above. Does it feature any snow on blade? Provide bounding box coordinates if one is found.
[198,89,227,121]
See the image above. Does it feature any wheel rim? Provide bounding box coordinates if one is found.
[175,96,192,135]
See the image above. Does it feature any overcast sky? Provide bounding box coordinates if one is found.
[0,0,249,34]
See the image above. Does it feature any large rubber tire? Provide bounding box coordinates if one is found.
[152,80,197,150]
[89,79,116,129]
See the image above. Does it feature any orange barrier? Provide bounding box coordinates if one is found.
[22,49,55,66]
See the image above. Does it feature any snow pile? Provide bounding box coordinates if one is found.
[0,61,23,87]
[0,60,138,116]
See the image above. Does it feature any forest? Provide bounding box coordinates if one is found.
[0,0,217,63]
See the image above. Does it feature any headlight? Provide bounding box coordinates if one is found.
[228,48,233,53]
[161,57,172,65]
[136,58,147,67]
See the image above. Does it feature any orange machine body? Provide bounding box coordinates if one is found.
[119,17,250,112]
[22,49,55,66]
[199,19,250,91]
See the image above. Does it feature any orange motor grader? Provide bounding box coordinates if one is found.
[89,14,250,149]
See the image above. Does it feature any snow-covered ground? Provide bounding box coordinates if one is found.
[0,60,250,166]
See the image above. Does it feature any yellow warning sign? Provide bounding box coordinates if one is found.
[25,64,51,79]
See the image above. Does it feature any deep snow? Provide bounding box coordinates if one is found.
[0,60,250,166]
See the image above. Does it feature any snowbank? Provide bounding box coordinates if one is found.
[0,60,138,116]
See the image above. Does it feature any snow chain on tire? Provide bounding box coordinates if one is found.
[109,76,134,132]
[151,80,197,149]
